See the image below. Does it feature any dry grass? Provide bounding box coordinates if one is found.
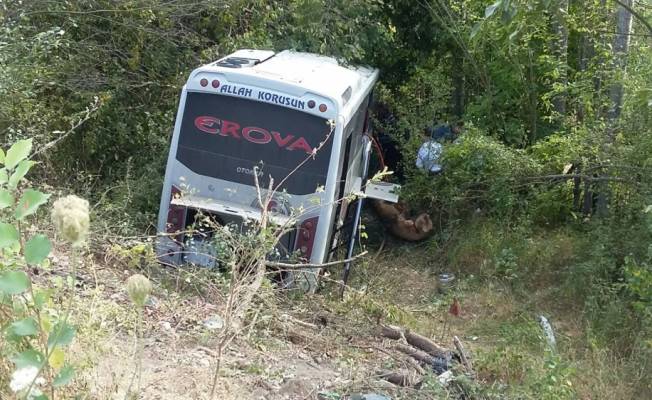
[22,216,646,400]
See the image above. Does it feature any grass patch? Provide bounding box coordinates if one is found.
[341,215,650,399]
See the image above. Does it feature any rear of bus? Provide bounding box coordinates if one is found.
[156,50,340,270]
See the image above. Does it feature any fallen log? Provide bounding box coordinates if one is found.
[378,371,413,387]
[394,343,437,366]
[381,325,450,357]
[404,356,427,375]
[380,324,404,340]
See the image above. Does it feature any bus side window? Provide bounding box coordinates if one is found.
[346,101,369,181]
[336,94,371,202]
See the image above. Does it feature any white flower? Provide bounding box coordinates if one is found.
[10,366,39,392]
[126,274,152,307]
[51,195,90,246]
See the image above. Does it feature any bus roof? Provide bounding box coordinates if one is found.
[194,49,378,113]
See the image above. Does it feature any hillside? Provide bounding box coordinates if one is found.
[1,1,651,399]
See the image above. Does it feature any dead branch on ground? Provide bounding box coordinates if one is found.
[454,336,474,374]
[378,371,417,387]
[394,343,437,366]
[265,251,368,269]
[381,324,450,357]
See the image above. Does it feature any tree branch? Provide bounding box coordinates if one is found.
[265,251,368,270]
[522,174,630,183]
[33,98,101,157]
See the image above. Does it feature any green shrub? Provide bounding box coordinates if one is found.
[400,127,541,219]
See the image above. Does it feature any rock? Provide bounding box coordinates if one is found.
[145,296,159,308]
[203,315,224,330]
[437,370,454,385]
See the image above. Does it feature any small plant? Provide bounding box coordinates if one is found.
[0,139,88,399]
[124,273,152,398]
[494,248,519,281]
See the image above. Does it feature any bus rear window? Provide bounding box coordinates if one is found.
[176,92,333,195]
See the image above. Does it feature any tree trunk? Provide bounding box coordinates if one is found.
[527,49,538,144]
[577,32,593,122]
[607,0,633,131]
[599,0,634,217]
[551,0,569,118]
[452,51,465,118]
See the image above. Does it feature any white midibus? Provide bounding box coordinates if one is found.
[157,49,397,289]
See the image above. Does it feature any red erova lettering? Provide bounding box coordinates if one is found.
[194,116,220,134]
[271,131,295,147]
[242,127,272,144]
[193,116,315,153]
[220,119,241,138]
[287,137,313,153]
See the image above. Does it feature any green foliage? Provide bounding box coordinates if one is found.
[0,189,14,208]
[9,318,40,337]
[400,127,541,219]
[12,349,46,369]
[47,322,76,350]
[4,139,33,170]
[0,0,393,227]
[0,223,20,249]
[0,270,30,295]
[271,0,392,63]
[24,235,52,265]
[376,58,452,136]
[0,0,650,397]
[53,364,75,387]
[470,314,576,399]
[0,139,79,398]
[15,189,50,221]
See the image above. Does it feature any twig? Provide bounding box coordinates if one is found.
[404,356,427,375]
[440,312,450,342]
[522,174,630,183]
[372,236,386,261]
[271,122,335,197]
[196,346,218,357]
[453,336,474,374]
[33,98,100,157]
[265,251,368,270]
[246,307,261,339]
[349,343,423,375]
[280,313,318,330]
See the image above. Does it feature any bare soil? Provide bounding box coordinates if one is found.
[63,247,459,400]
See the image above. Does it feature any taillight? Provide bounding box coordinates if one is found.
[295,217,318,260]
[319,104,327,112]
[166,185,186,243]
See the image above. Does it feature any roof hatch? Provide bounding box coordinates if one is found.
[213,49,275,69]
